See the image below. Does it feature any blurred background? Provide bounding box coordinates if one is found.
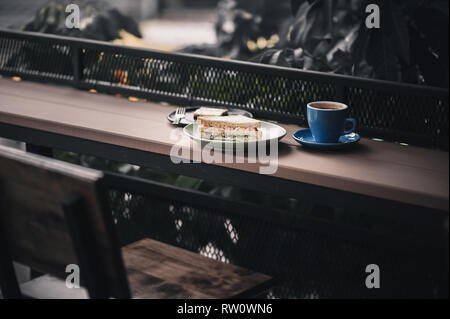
[0,0,447,219]
[0,0,448,87]
[0,0,219,51]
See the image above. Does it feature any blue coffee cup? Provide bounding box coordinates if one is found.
[307,101,356,143]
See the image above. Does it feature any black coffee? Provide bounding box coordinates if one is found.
[310,103,345,110]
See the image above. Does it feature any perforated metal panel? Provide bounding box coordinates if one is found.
[80,46,337,123]
[0,36,73,81]
[0,29,448,149]
[347,87,449,147]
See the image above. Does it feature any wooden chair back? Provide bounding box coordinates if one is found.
[0,145,129,298]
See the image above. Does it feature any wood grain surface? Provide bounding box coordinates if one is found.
[0,145,127,298]
[122,238,272,299]
[0,77,448,211]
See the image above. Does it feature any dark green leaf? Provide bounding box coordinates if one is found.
[290,0,304,16]
[384,0,410,65]
[366,29,401,81]
[174,176,204,191]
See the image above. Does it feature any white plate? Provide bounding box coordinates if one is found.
[183,121,287,147]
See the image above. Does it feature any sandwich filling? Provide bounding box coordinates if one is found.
[197,115,262,141]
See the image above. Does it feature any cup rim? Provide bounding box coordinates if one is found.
[307,101,348,111]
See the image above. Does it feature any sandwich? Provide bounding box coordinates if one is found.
[197,115,262,141]
[193,107,228,119]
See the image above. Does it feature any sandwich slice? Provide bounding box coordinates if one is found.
[197,115,262,141]
[193,107,228,119]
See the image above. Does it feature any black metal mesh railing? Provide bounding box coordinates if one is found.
[79,47,339,122]
[0,29,448,149]
[0,35,73,81]
[105,179,443,299]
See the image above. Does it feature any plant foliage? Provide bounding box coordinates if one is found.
[183,0,449,87]
[21,0,142,41]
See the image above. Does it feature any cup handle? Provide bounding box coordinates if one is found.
[344,118,356,135]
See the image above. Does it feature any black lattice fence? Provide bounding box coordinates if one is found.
[0,29,448,149]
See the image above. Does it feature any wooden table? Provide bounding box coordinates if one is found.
[0,77,448,216]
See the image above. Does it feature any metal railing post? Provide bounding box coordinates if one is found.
[72,45,82,87]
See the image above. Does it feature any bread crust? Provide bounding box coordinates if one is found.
[198,115,260,128]
[193,107,228,119]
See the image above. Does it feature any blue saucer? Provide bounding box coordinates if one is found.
[292,128,360,149]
